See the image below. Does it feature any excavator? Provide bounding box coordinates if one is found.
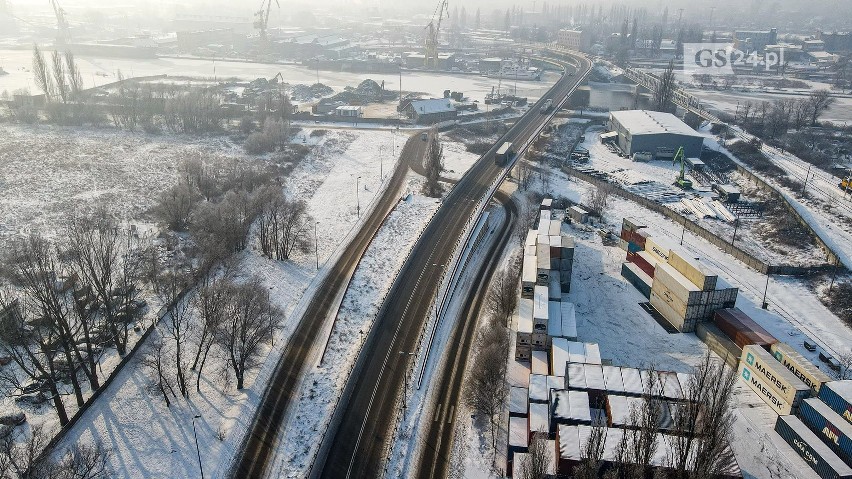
[841,176,851,192]
[672,147,693,189]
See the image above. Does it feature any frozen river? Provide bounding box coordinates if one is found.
[0,49,559,104]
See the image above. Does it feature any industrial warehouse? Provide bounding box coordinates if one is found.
[606,110,706,159]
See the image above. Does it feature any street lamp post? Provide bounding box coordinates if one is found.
[399,351,415,417]
[762,268,771,309]
[314,221,320,269]
[356,176,362,218]
[192,415,204,479]
[729,218,740,253]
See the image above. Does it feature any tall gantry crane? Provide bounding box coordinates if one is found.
[254,0,280,44]
[424,0,448,69]
[50,0,71,45]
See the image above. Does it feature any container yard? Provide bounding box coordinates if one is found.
[775,415,852,479]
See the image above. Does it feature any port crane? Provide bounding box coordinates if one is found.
[424,0,448,69]
[254,0,280,44]
[49,0,71,45]
[672,146,693,189]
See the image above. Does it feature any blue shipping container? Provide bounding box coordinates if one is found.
[621,262,651,299]
[775,415,852,479]
[627,241,642,253]
[800,398,852,465]
[820,381,852,427]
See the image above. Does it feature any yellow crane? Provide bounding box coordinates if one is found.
[424,0,448,69]
[49,0,71,45]
[254,0,280,44]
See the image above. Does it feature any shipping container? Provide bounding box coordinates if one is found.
[561,236,575,259]
[654,262,703,306]
[742,345,811,407]
[800,398,852,464]
[510,386,528,417]
[645,236,675,263]
[525,229,537,248]
[607,395,645,427]
[552,339,592,375]
[739,362,795,415]
[775,415,852,479]
[621,262,652,299]
[585,364,606,391]
[620,229,648,249]
[566,363,587,390]
[568,206,589,224]
[622,217,647,233]
[668,249,717,290]
[549,274,562,301]
[618,237,629,252]
[522,255,537,298]
[558,424,582,462]
[819,382,852,427]
[621,367,645,396]
[525,244,537,256]
[660,372,685,400]
[650,289,703,333]
[771,342,832,394]
[532,332,547,350]
[714,308,777,350]
[695,322,742,368]
[532,350,549,375]
[541,198,553,211]
[537,244,551,285]
[603,366,625,394]
[529,402,550,438]
[538,216,551,237]
[529,374,549,403]
[549,220,562,236]
[585,343,602,365]
[509,359,531,388]
[509,416,530,452]
[561,302,578,341]
[632,250,658,277]
[548,375,565,394]
[515,343,531,361]
[519,298,539,332]
[548,304,563,339]
[550,235,563,259]
[533,286,549,324]
[551,389,592,425]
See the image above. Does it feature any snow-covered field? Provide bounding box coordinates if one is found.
[0,49,559,106]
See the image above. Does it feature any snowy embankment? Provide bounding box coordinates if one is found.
[705,134,852,271]
[49,128,402,479]
[267,193,441,478]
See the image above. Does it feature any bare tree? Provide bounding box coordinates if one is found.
[653,60,677,113]
[515,160,535,191]
[486,264,519,326]
[806,90,834,126]
[838,351,852,380]
[0,424,54,479]
[140,337,175,407]
[588,183,615,217]
[463,321,508,453]
[574,420,606,479]
[422,128,445,197]
[521,429,551,479]
[64,51,83,97]
[155,181,200,232]
[156,268,192,398]
[215,279,280,389]
[54,440,111,479]
[32,44,54,101]
[667,351,737,479]
[256,187,313,261]
[51,50,68,105]
[190,277,227,392]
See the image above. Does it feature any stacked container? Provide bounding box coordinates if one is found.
[714,308,777,350]
[819,381,852,426]
[738,344,811,415]
[799,397,852,466]
[620,262,652,299]
[771,342,833,394]
[775,415,852,478]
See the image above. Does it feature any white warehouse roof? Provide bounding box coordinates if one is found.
[409,98,455,114]
[610,110,702,137]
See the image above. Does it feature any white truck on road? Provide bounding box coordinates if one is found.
[540,98,553,114]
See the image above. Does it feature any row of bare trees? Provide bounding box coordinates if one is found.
[143,273,281,407]
[575,353,738,479]
[0,211,152,426]
[736,90,835,140]
[422,128,445,197]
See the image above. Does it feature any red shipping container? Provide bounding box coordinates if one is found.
[632,253,655,278]
[713,308,777,350]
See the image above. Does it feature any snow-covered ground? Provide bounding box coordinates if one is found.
[441,137,481,181]
[266,192,440,478]
[40,127,424,478]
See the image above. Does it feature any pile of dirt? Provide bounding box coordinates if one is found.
[329,79,395,105]
[288,83,334,102]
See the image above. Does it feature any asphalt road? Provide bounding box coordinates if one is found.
[229,133,427,479]
[316,51,592,479]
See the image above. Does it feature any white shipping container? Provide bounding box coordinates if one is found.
[529,374,549,403]
[585,364,606,390]
[525,229,537,248]
[549,219,562,236]
[645,236,675,263]
[509,416,529,448]
[531,350,549,375]
[738,362,795,415]
[585,343,602,365]
[551,338,571,376]
[510,386,528,415]
[660,372,684,400]
[533,286,549,322]
[529,402,550,435]
[602,427,626,462]
[558,425,581,460]
[770,342,832,393]
[525,244,537,256]
[522,255,537,291]
[603,366,625,393]
[569,390,592,422]
[561,302,578,340]
[621,367,644,395]
[548,308,562,338]
[519,298,538,330]
[568,341,586,364]
[549,275,561,301]
[654,262,703,305]
[742,345,811,406]
[567,362,587,390]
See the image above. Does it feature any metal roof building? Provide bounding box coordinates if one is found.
[608,110,705,159]
[403,98,458,124]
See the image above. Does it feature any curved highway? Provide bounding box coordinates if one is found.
[315,49,592,479]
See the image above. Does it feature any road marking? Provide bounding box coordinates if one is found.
[447,405,455,424]
[434,403,443,423]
